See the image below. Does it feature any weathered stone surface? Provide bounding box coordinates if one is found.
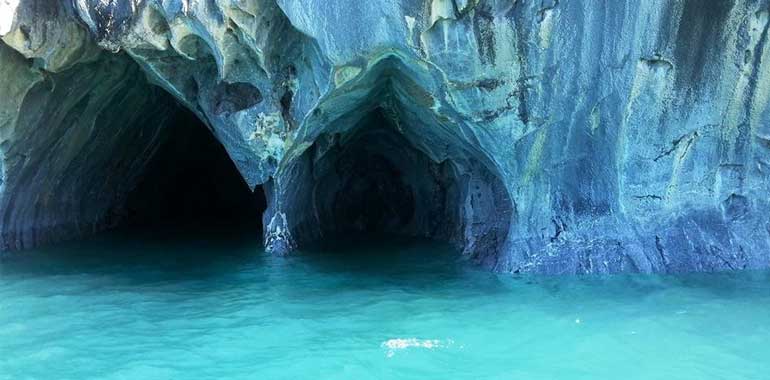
[0,40,180,250]
[2,0,770,274]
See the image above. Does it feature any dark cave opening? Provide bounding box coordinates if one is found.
[120,105,265,237]
[315,111,431,238]
[276,108,512,261]
[330,148,416,235]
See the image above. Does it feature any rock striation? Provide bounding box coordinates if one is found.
[1,0,770,274]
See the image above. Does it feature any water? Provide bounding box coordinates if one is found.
[1,231,769,380]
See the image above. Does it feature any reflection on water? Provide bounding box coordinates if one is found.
[1,230,769,379]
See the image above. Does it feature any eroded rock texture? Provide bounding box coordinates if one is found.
[2,0,770,274]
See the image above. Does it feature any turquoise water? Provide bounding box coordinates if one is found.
[1,231,769,380]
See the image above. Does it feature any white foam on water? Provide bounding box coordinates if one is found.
[381,338,455,357]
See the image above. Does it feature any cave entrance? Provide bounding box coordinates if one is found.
[120,105,265,237]
[312,109,444,241]
[268,106,512,263]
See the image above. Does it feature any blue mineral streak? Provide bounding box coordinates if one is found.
[1,0,769,274]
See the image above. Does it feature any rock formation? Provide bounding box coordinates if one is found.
[1,0,769,274]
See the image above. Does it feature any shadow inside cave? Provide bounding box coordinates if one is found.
[117,105,266,240]
[308,109,456,242]
[268,105,513,264]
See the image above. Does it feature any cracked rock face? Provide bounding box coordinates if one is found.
[2,0,770,274]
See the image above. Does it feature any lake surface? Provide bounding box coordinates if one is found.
[1,231,769,379]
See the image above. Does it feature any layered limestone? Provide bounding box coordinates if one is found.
[1,0,770,274]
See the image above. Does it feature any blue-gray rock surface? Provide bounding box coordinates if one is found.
[1,0,769,274]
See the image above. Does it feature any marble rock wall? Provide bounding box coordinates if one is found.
[2,0,770,274]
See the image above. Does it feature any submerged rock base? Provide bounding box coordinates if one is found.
[1,0,770,274]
